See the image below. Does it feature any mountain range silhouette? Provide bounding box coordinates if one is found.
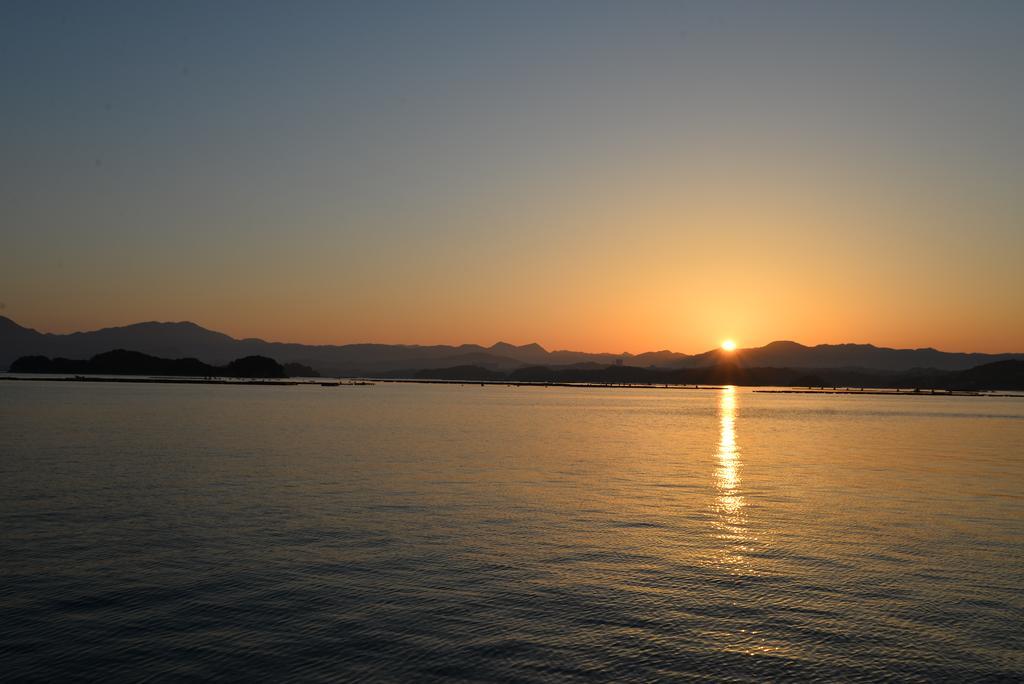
[2,316,1021,377]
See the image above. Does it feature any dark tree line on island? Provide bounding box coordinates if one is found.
[10,350,319,379]
[9,349,1024,390]
[376,359,1024,391]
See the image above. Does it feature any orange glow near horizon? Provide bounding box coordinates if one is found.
[6,166,1020,355]
[5,305,1023,356]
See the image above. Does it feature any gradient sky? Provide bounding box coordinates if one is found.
[2,1,1022,353]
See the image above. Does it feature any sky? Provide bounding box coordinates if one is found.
[2,1,1022,353]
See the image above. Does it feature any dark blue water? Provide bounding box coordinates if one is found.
[2,381,1022,680]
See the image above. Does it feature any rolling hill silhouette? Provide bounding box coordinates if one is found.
[2,316,1021,376]
[10,349,289,378]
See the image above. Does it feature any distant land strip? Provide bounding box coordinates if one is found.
[4,374,1023,398]
[0,376,303,386]
[370,379,727,390]
[7,349,318,379]
[754,388,1022,398]
[6,343,1024,392]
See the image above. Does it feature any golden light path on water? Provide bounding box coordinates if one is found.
[712,386,751,570]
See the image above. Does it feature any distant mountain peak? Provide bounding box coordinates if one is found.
[122,320,209,331]
[76,319,235,341]
[763,340,807,350]
[0,316,41,335]
[490,341,547,353]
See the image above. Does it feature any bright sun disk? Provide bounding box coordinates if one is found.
[721,340,737,351]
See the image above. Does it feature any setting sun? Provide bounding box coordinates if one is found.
[722,340,737,351]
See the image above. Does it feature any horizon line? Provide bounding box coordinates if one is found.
[4,314,1022,358]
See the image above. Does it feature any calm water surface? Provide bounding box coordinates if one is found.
[2,382,1022,681]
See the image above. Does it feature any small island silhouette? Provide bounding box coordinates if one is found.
[9,349,317,379]
[383,359,1024,392]
[6,350,1024,391]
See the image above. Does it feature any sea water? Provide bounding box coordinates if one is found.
[2,381,1021,680]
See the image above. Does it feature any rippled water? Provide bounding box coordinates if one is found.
[2,381,1022,680]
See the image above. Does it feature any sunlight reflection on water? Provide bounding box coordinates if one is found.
[715,386,742,514]
[711,386,753,571]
